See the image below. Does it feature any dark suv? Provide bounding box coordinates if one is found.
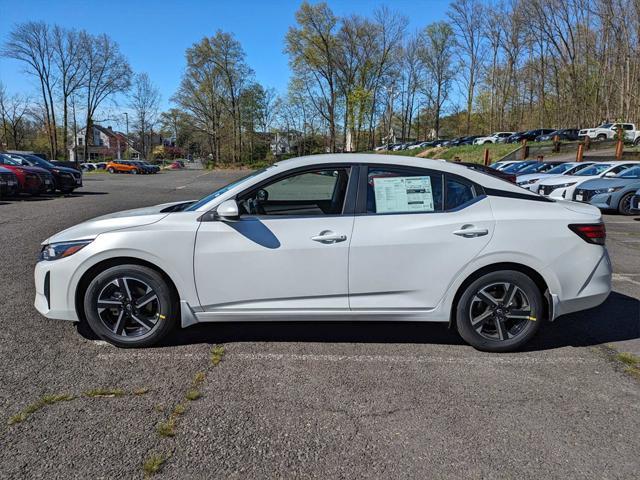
[7,153,82,193]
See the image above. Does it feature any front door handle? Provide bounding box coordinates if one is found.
[311,230,347,244]
[453,225,489,238]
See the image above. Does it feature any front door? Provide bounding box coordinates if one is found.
[194,166,355,312]
[348,165,495,311]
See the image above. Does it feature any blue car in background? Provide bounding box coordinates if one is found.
[630,189,640,214]
[573,165,640,215]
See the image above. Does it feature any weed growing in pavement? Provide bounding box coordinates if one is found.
[142,453,167,476]
[156,417,177,437]
[173,404,186,415]
[8,394,74,425]
[211,345,225,366]
[616,352,640,378]
[134,387,150,396]
[185,389,201,401]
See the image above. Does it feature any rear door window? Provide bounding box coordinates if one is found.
[365,167,443,214]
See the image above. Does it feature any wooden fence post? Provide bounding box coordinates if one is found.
[584,135,591,150]
[615,125,624,159]
[483,148,490,166]
[521,139,529,160]
[553,135,560,153]
[576,143,584,162]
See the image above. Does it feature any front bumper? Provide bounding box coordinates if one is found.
[34,258,79,321]
[54,172,83,190]
[537,184,575,199]
[0,176,19,196]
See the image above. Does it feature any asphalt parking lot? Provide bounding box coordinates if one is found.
[0,168,639,479]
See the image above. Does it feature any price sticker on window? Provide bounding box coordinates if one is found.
[373,176,434,213]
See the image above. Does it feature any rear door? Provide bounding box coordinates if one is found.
[348,165,495,311]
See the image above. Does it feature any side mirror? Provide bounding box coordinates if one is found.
[604,172,617,178]
[216,199,239,220]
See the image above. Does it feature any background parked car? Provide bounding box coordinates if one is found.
[6,152,82,193]
[0,153,52,195]
[516,162,595,191]
[106,160,142,174]
[0,165,19,197]
[574,165,640,215]
[535,129,580,142]
[506,129,556,143]
[473,132,516,144]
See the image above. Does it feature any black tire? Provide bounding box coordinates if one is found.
[456,270,543,352]
[108,167,115,174]
[618,192,635,215]
[634,137,640,146]
[83,265,177,348]
[60,188,74,194]
[131,169,138,175]
[596,134,607,141]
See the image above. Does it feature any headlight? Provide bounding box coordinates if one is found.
[39,240,92,261]
[518,178,538,185]
[553,182,577,189]
[607,186,623,193]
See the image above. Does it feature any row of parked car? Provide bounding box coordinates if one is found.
[0,152,83,197]
[376,123,640,152]
[489,159,640,215]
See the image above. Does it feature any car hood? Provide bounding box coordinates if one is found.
[538,174,596,185]
[53,165,81,175]
[42,200,195,245]
[577,178,640,190]
[517,173,555,182]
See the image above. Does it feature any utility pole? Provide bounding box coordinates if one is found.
[124,112,129,160]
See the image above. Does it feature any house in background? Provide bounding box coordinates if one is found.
[69,125,140,162]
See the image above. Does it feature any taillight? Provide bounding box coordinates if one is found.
[569,223,606,245]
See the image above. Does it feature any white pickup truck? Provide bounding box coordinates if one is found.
[578,123,640,144]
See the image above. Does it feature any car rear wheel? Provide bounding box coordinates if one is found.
[131,169,138,174]
[456,270,542,352]
[108,167,115,174]
[618,192,635,215]
[83,265,177,348]
[596,134,607,141]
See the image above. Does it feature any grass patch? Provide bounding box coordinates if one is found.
[185,389,201,401]
[193,372,206,384]
[142,453,167,476]
[381,143,519,164]
[8,394,74,425]
[134,387,150,396]
[173,403,187,415]
[616,352,640,367]
[84,387,125,398]
[211,345,225,366]
[156,417,177,437]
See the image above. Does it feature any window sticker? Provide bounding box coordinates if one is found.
[373,176,434,213]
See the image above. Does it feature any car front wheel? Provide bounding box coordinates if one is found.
[108,167,115,173]
[456,270,542,352]
[618,192,635,215]
[83,265,177,348]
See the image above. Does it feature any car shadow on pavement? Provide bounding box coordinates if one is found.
[158,291,639,351]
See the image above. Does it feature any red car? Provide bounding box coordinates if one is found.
[0,153,54,195]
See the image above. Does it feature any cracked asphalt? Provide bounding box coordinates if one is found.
[0,167,639,479]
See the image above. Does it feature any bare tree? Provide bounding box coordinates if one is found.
[129,72,161,159]
[448,0,486,134]
[81,32,132,161]
[2,21,58,158]
[52,26,87,159]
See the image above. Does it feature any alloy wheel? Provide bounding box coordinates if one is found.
[96,277,160,339]
[468,282,533,341]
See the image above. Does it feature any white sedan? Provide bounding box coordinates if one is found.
[517,162,594,191]
[35,154,612,352]
[536,161,640,200]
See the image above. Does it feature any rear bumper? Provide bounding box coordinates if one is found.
[553,250,612,317]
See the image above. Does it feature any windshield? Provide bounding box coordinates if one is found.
[185,168,268,211]
[600,123,613,128]
[19,154,54,168]
[618,166,640,178]
[547,163,577,174]
[574,164,612,176]
[518,163,556,174]
[502,162,534,173]
[0,154,20,166]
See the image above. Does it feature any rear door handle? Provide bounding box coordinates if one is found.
[311,230,347,244]
[453,225,489,238]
